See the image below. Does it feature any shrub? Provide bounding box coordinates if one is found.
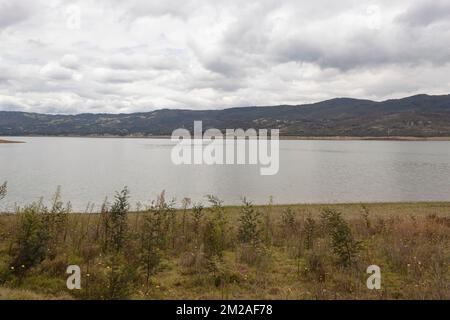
[191,203,204,241]
[281,207,296,231]
[110,187,130,252]
[146,191,176,250]
[203,219,223,259]
[43,187,71,257]
[321,209,360,268]
[181,197,191,237]
[203,195,227,258]
[10,204,51,275]
[140,213,162,289]
[0,182,6,201]
[303,214,316,250]
[262,197,274,245]
[99,198,112,252]
[101,255,137,300]
[238,198,261,245]
[361,204,371,230]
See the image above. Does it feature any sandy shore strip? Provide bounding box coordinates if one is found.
[11,135,450,141]
[143,135,450,141]
[278,135,450,141]
[0,139,25,144]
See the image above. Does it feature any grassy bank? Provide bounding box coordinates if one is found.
[0,186,449,300]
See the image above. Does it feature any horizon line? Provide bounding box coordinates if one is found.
[0,93,448,116]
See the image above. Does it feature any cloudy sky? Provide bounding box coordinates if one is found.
[1,0,450,114]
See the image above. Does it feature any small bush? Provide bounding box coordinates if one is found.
[321,209,360,268]
[238,198,261,245]
[281,207,296,231]
[44,187,71,258]
[140,213,162,288]
[303,214,316,250]
[109,187,130,252]
[181,197,191,238]
[146,191,175,249]
[203,196,228,258]
[361,204,371,230]
[0,182,6,201]
[191,203,204,246]
[10,204,51,276]
[87,255,137,300]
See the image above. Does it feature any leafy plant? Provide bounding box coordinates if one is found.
[0,182,6,201]
[191,203,204,239]
[321,209,360,267]
[203,220,221,258]
[99,197,111,252]
[238,198,261,245]
[361,204,371,230]
[105,255,137,300]
[140,213,162,289]
[140,191,176,289]
[181,197,191,238]
[203,195,227,258]
[109,187,130,252]
[262,196,274,245]
[303,214,316,250]
[281,207,296,231]
[146,191,176,250]
[10,203,51,275]
[43,187,71,257]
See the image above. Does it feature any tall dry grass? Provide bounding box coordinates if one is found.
[0,185,449,299]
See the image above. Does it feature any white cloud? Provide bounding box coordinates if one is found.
[61,54,81,70]
[0,0,449,114]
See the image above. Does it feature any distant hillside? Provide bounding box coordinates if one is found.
[1,94,450,137]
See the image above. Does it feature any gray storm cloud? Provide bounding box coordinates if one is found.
[396,0,450,27]
[0,0,449,114]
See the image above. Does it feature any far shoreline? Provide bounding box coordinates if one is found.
[0,139,25,144]
[1,201,449,215]
[2,135,450,141]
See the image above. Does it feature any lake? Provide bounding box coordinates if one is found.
[1,137,449,212]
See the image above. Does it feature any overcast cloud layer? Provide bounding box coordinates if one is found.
[1,0,450,114]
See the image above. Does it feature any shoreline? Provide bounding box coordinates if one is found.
[2,201,449,215]
[280,135,450,141]
[2,135,450,141]
[0,139,25,144]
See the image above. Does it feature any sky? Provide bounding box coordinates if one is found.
[0,0,450,114]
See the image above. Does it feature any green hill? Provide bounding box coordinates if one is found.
[1,94,449,137]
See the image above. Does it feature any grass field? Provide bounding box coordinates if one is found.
[0,187,449,300]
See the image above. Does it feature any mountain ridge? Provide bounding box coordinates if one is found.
[1,94,449,137]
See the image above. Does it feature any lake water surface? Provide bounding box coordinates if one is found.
[1,137,449,211]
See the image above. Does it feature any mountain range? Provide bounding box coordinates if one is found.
[0,94,449,137]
